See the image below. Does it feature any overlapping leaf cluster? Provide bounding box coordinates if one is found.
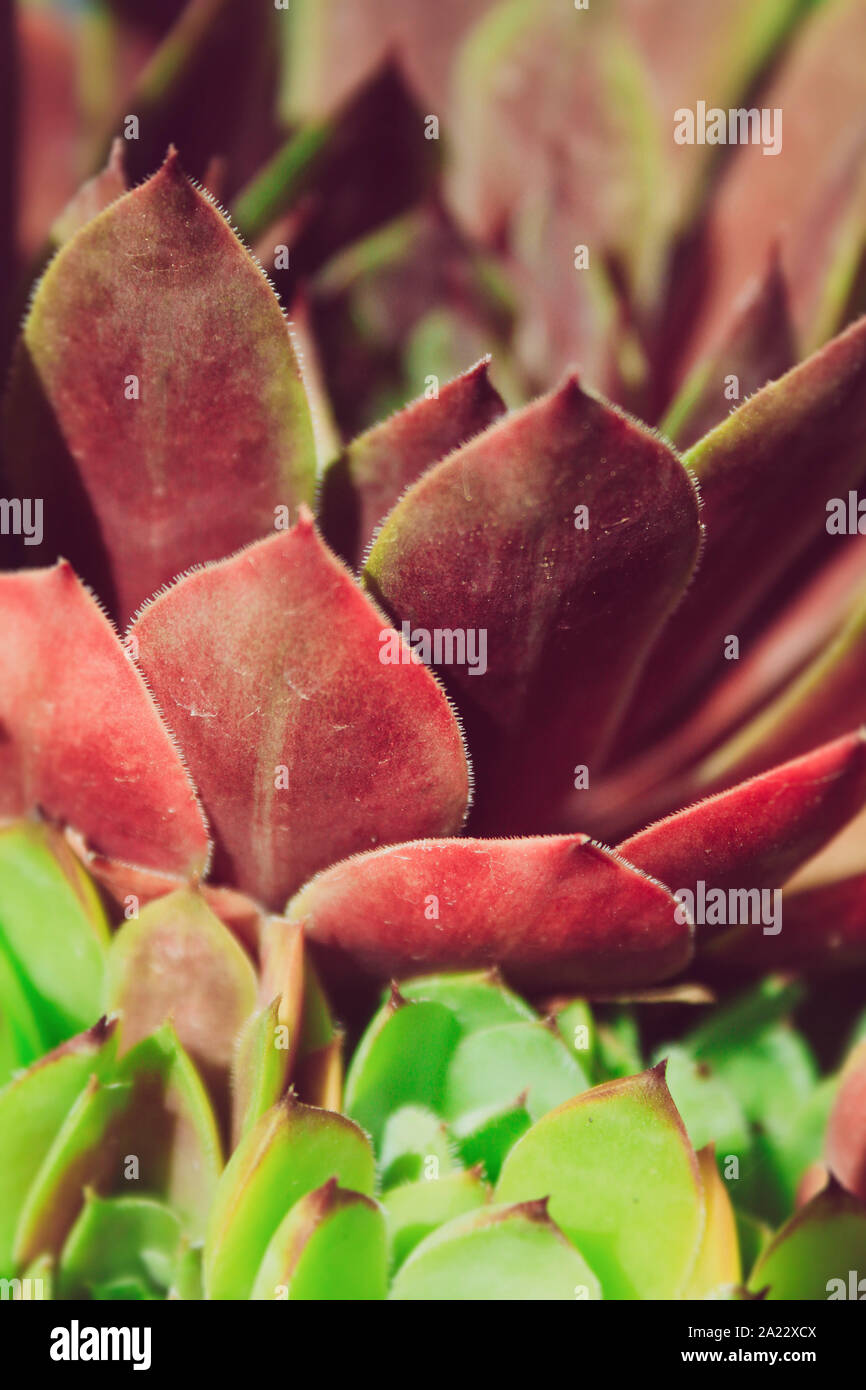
[2,0,866,1300]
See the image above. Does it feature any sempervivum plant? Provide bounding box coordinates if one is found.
[4,970,866,1299]
[2,0,866,1301]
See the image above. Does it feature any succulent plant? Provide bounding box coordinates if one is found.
[2,0,866,1301]
[4,969,866,1300]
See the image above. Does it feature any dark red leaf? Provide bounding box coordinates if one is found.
[2,150,317,623]
[320,359,505,569]
[628,315,866,745]
[364,375,701,832]
[293,833,692,989]
[131,514,470,909]
[617,731,866,903]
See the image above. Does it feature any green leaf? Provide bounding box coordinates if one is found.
[168,1241,204,1302]
[0,934,47,1084]
[735,1208,772,1277]
[670,1007,820,1224]
[390,1201,601,1301]
[441,1021,590,1126]
[379,1106,460,1191]
[682,1147,741,1297]
[399,970,536,1034]
[344,994,461,1148]
[383,1168,490,1271]
[250,1180,388,1301]
[18,1253,53,1301]
[0,822,108,1046]
[749,1185,866,1299]
[105,888,258,1112]
[204,1096,375,1299]
[114,1025,224,1241]
[496,1065,704,1299]
[681,977,803,1057]
[14,1077,133,1267]
[657,1044,751,1165]
[693,1023,817,1142]
[554,999,597,1078]
[230,997,292,1147]
[58,1193,183,1300]
[0,1019,117,1275]
[451,1100,532,1185]
[769,1075,837,1212]
[594,1007,643,1080]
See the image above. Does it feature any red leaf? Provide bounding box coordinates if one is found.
[292,833,692,989]
[0,562,209,878]
[628,315,866,745]
[106,887,258,1109]
[131,514,470,909]
[617,731,866,900]
[283,0,497,118]
[236,62,439,277]
[581,537,866,842]
[662,251,795,450]
[93,0,281,193]
[320,359,505,569]
[711,875,866,974]
[49,139,128,249]
[364,375,701,832]
[683,0,866,371]
[15,5,80,257]
[694,579,866,791]
[446,2,664,386]
[67,835,264,954]
[3,150,317,623]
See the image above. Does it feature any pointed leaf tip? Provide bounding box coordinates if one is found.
[364,376,701,831]
[3,154,317,622]
[292,833,692,989]
[618,731,866,906]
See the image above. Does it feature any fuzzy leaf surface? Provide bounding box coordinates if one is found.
[3,152,316,622]
[0,563,210,877]
[133,518,470,908]
[365,378,701,830]
[294,834,692,988]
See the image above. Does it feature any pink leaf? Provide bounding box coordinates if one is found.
[0,562,209,878]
